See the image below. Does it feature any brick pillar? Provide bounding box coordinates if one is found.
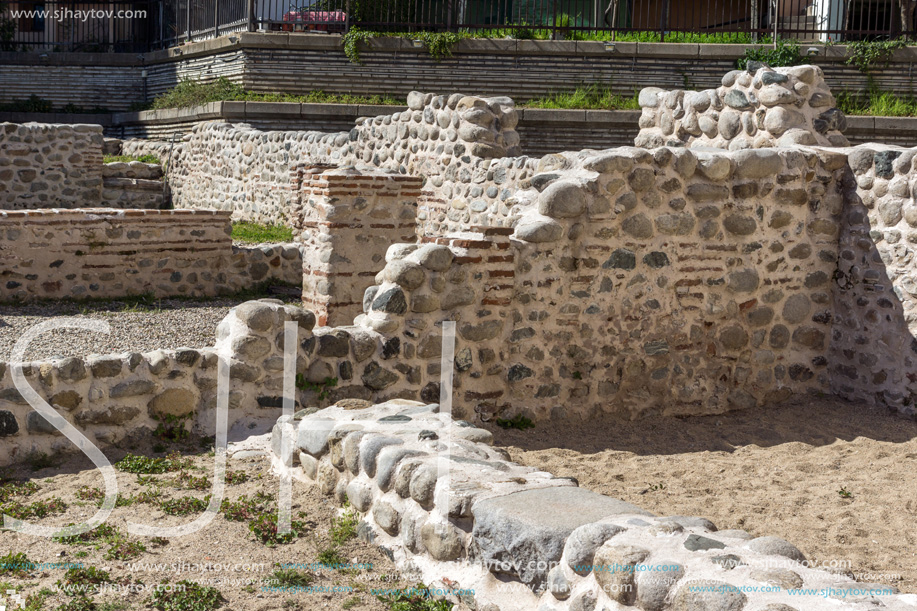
[292,166,422,327]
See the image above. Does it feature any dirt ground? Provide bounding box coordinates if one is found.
[0,438,425,611]
[497,395,917,594]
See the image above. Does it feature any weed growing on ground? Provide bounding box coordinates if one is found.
[249,512,309,545]
[116,452,190,474]
[374,583,452,611]
[75,486,104,502]
[342,596,362,610]
[220,493,271,521]
[0,551,34,576]
[295,374,338,400]
[316,547,346,566]
[153,413,192,442]
[838,486,853,498]
[0,479,39,502]
[268,569,314,587]
[53,522,119,545]
[104,539,147,561]
[330,503,359,546]
[173,471,210,491]
[495,414,535,430]
[224,471,249,485]
[57,566,112,593]
[160,495,210,516]
[1,496,67,519]
[55,596,97,611]
[148,580,223,611]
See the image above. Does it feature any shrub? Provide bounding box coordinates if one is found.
[736,39,803,70]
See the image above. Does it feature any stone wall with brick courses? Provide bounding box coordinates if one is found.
[635,64,850,151]
[500,146,848,421]
[291,166,422,327]
[0,123,104,210]
[831,145,917,418]
[0,209,302,302]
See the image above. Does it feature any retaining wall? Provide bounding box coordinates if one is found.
[3,34,917,111]
[0,209,302,302]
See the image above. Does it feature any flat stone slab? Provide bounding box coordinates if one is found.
[471,486,652,587]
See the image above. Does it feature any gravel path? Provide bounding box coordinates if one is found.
[0,296,296,362]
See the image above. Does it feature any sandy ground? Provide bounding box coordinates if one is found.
[0,437,426,611]
[497,395,917,594]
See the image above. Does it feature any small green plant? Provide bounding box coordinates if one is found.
[647,482,666,492]
[75,551,89,558]
[231,221,294,244]
[374,583,452,611]
[838,486,853,498]
[173,471,210,491]
[268,569,314,587]
[295,374,338,401]
[736,39,803,70]
[495,414,535,430]
[249,512,308,545]
[116,452,189,474]
[75,486,105,502]
[55,596,97,611]
[53,522,119,545]
[845,37,908,73]
[104,539,147,561]
[1,496,67,519]
[342,28,467,64]
[24,588,54,611]
[57,566,112,595]
[342,597,362,610]
[572,370,583,380]
[220,493,271,521]
[150,536,169,547]
[316,547,346,566]
[329,503,359,546]
[224,471,249,485]
[154,413,191,442]
[0,479,39,502]
[160,495,210,516]
[148,580,223,611]
[0,551,34,576]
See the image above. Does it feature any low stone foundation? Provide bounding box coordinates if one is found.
[271,399,913,611]
[0,209,301,302]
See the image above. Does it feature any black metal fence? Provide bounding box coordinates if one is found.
[0,0,913,52]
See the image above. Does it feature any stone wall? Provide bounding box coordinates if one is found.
[100,161,167,209]
[831,145,917,417]
[273,399,911,611]
[121,91,524,229]
[291,166,422,327]
[0,209,301,302]
[0,123,104,210]
[0,122,168,210]
[635,64,850,150]
[0,300,314,465]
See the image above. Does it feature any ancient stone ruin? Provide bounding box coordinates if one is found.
[2,63,917,610]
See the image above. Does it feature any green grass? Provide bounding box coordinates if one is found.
[231,221,294,244]
[147,77,404,110]
[103,154,161,165]
[522,86,639,111]
[0,551,34,576]
[329,504,359,546]
[374,583,452,611]
[836,89,917,117]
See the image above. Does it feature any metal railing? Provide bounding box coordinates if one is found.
[0,0,913,52]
